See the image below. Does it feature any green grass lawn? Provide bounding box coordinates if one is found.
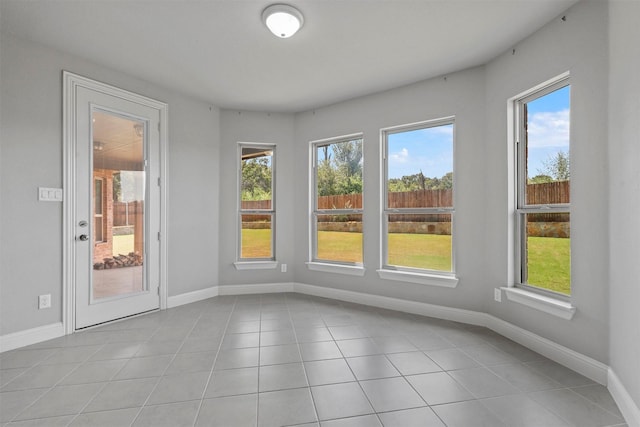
[240,229,570,294]
[527,236,571,294]
[388,233,451,271]
[241,229,272,258]
[317,231,363,263]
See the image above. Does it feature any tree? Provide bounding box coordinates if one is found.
[333,140,362,178]
[538,151,570,181]
[529,174,553,184]
[242,157,272,201]
[388,171,453,192]
[317,140,363,196]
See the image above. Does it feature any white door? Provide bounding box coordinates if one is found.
[73,85,161,329]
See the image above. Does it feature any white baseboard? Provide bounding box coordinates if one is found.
[608,368,640,427]
[293,283,484,326]
[293,282,608,385]
[484,314,608,385]
[218,282,294,295]
[167,286,219,308]
[0,322,65,353]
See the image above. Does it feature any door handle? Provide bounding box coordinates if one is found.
[78,234,89,241]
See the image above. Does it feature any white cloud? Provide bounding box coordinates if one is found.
[390,147,409,163]
[528,109,570,148]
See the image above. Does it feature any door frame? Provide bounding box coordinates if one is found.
[62,71,168,334]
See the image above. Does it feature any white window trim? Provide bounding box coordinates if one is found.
[502,287,576,320]
[234,261,279,271]
[237,142,276,263]
[379,117,458,282]
[377,269,458,287]
[309,133,364,268]
[306,261,365,276]
[506,71,573,313]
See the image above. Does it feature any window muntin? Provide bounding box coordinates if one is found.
[382,119,455,274]
[516,79,571,296]
[312,136,363,265]
[239,144,275,261]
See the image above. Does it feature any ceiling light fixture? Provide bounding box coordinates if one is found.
[262,4,304,39]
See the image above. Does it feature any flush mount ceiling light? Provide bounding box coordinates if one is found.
[262,4,304,38]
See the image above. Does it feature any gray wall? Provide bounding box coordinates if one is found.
[293,67,487,311]
[0,35,220,335]
[292,0,610,364]
[609,0,640,408]
[218,110,295,285]
[485,0,609,362]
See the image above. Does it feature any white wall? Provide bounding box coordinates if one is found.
[608,0,640,412]
[293,67,488,311]
[0,35,220,335]
[218,110,295,285]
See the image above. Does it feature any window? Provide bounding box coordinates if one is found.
[311,135,363,266]
[94,178,105,243]
[238,143,275,261]
[515,77,571,296]
[381,118,455,277]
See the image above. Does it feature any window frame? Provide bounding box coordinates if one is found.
[236,142,276,264]
[380,117,457,281]
[514,75,571,300]
[94,177,105,243]
[309,133,364,269]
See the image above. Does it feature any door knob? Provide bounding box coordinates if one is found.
[78,234,89,241]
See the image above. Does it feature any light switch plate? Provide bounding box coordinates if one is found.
[38,187,63,202]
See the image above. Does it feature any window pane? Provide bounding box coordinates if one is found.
[316,139,363,206]
[241,147,272,209]
[387,213,452,271]
[92,110,145,299]
[524,85,570,204]
[387,124,453,208]
[524,212,570,295]
[316,213,362,263]
[94,179,103,214]
[241,214,272,259]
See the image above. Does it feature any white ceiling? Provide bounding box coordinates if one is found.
[1,0,579,113]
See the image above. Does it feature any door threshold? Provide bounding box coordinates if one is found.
[75,308,160,332]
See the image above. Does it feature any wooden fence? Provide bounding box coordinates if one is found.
[113,201,144,227]
[526,181,570,222]
[239,180,570,223]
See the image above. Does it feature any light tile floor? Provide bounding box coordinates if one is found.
[0,293,627,427]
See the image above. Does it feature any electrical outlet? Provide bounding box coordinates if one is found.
[494,288,502,302]
[281,263,287,273]
[38,294,51,309]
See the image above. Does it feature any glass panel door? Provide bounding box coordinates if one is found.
[91,110,146,300]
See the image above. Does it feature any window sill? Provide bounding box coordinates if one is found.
[306,262,365,276]
[234,261,278,271]
[502,287,576,320]
[377,269,459,288]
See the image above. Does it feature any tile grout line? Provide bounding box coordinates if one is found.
[285,293,320,426]
[6,340,118,425]
[127,306,214,427]
[192,297,238,427]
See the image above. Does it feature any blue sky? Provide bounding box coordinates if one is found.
[388,124,453,179]
[386,85,570,181]
[525,85,570,178]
